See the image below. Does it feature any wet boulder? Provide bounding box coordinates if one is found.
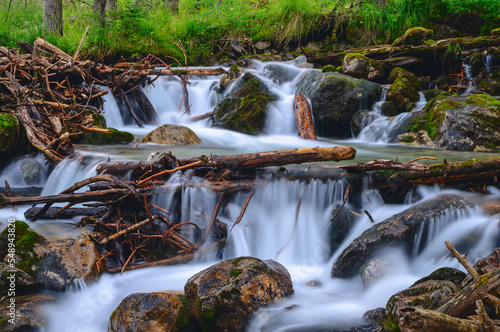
[81,112,134,144]
[263,63,301,84]
[477,72,500,96]
[0,294,57,332]
[0,221,102,291]
[392,27,434,47]
[0,112,29,165]
[328,205,359,255]
[360,255,397,289]
[0,263,36,296]
[185,256,294,331]
[331,194,476,278]
[220,65,243,91]
[295,71,382,137]
[483,201,500,215]
[107,292,184,332]
[388,68,421,91]
[20,159,41,185]
[213,73,278,135]
[342,53,385,82]
[142,124,202,145]
[386,78,420,114]
[401,94,500,151]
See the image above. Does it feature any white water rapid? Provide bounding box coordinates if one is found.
[1,59,500,332]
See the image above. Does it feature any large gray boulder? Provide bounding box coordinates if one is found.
[395,93,500,151]
[142,124,202,145]
[295,71,382,137]
[0,294,57,331]
[331,194,476,278]
[185,256,293,331]
[213,73,278,135]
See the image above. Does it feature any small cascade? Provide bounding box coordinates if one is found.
[356,92,426,143]
[461,61,474,95]
[0,154,51,188]
[485,53,493,74]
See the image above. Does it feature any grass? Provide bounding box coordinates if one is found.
[0,0,499,64]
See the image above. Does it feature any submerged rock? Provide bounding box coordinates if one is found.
[331,194,476,278]
[185,256,293,331]
[0,294,57,332]
[401,93,500,151]
[213,73,278,135]
[295,71,382,137]
[142,124,202,145]
[0,221,101,291]
[107,292,183,332]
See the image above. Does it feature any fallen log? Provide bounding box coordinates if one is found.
[100,67,226,76]
[398,307,495,332]
[293,93,317,140]
[24,207,105,220]
[97,146,357,178]
[306,35,500,67]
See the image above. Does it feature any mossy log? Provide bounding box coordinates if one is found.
[306,35,500,67]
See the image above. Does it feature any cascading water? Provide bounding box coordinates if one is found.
[1,59,500,332]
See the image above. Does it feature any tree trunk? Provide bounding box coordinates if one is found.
[43,0,63,36]
[93,0,107,28]
[106,0,117,12]
[165,0,178,13]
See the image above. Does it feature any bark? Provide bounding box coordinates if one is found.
[106,0,117,12]
[438,268,500,318]
[24,207,105,220]
[97,146,357,177]
[93,0,107,28]
[43,0,63,36]
[398,307,485,332]
[99,66,227,77]
[306,35,500,67]
[293,93,317,140]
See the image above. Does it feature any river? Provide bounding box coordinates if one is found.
[1,59,499,331]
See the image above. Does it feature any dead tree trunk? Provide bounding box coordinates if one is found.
[293,93,317,140]
[43,0,63,36]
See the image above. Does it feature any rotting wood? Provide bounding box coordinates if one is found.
[293,93,317,140]
[445,240,480,280]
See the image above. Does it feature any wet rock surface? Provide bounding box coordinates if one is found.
[0,294,57,331]
[142,124,202,145]
[185,256,294,331]
[107,292,183,332]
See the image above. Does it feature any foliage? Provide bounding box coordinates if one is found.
[0,0,498,63]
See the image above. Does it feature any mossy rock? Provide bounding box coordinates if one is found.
[82,127,134,145]
[477,73,500,96]
[392,27,434,46]
[405,94,500,151]
[322,64,336,73]
[388,68,421,91]
[213,73,278,135]
[492,28,500,35]
[342,53,385,82]
[386,77,420,114]
[0,112,29,165]
[185,257,293,332]
[424,89,446,102]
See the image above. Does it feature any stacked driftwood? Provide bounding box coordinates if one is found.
[0,37,226,162]
[398,241,500,332]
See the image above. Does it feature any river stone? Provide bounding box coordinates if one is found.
[213,73,278,135]
[295,71,382,137]
[483,201,500,215]
[342,53,384,82]
[403,94,500,151]
[0,294,57,331]
[220,65,243,91]
[411,267,466,289]
[386,78,419,114]
[0,263,36,296]
[107,292,183,332]
[185,256,294,331]
[331,194,476,278]
[263,63,301,84]
[477,73,500,96]
[360,256,396,289]
[387,68,421,91]
[255,41,271,51]
[142,124,202,145]
[0,221,101,291]
[328,205,359,255]
[392,27,433,46]
[20,159,41,185]
[385,279,460,330]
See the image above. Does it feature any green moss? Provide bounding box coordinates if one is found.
[231,257,245,265]
[109,309,117,321]
[0,315,10,330]
[322,65,336,73]
[219,287,240,299]
[230,268,243,278]
[82,127,134,144]
[400,136,414,143]
[466,94,500,107]
[383,313,400,332]
[492,28,500,35]
[199,308,216,332]
[261,56,270,62]
[171,69,189,75]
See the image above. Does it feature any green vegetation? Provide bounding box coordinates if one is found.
[0,0,499,63]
